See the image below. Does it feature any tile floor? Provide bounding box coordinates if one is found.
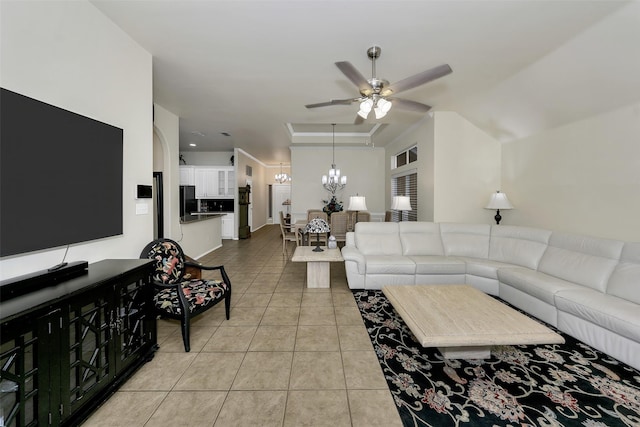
[83,225,403,427]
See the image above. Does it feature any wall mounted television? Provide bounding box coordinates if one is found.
[1,88,123,257]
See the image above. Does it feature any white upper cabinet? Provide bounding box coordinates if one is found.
[179,166,195,186]
[189,166,235,199]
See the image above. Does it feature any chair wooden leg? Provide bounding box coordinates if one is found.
[224,290,231,320]
[180,315,191,352]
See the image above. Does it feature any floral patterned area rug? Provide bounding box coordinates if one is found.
[353,290,640,427]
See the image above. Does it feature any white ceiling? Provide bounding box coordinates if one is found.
[91,0,637,165]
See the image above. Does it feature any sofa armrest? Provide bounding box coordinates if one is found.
[341,246,366,274]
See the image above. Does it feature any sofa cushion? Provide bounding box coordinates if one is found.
[607,242,640,305]
[408,256,466,274]
[538,232,623,292]
[440,223,490,259]
[365,255,416,274]
[355,222,403,256]
[463,258,515,280]
[555,288,640,343]
[399,222,444,256]
[498,267,585,306]
[489,225,551,270]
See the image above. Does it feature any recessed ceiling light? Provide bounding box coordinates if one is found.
[189,143,197,147]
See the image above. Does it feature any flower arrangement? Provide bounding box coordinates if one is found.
[322,196,343,215]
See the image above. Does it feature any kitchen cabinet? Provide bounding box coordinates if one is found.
[217,168,235,199]
[221,213,234,239]
[194,167,235,199]
[0,259,156,427]
[179,166,195,186]
[194,168,218,199]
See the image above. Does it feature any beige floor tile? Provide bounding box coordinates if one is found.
[190,307,228,327]
[156,324,179,346]
[214,390,287,427]
[295,325,339,351]
[231,351,293,390]
[289,351,345,390]
[202,326,257,352]
[300,292,334,307]
[120,352,197,391]
[337,325,374,351]
[158,325,217,353]
[268,292,303,307]
[234,292,272,307]
[246,280,279,293]
[342,350,388,389]
[298,306,336,325]
[222,307,265,326]
[174,352,245,390]
[284,390,351,427]
[249,325,297,351]
[83,391,167,426]
[261,306,300,325]
[348,389,403,427]
[274,278,305,293]
[335,305,365,325]
[332,291,358,307]
[144,391,227,427]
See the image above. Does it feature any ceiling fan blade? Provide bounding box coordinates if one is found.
[354,113,364,125]
[335,61,371,93]
[383,64,452,96]
[305,98,357,109]
[389,98,432,113]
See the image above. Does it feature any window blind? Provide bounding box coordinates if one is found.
[391,169,417,221]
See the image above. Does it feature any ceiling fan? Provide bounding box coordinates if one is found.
[305,46,452,123]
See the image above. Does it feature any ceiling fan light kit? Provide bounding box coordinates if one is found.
[305,46,452,123]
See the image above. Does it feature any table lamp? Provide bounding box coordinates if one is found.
[485,191,514,225]
[305,218,330,252]
[348,195,367,224]
[391,196,412,221]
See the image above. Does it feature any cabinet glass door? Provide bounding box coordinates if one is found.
[0,320,40,427]
[66,293,111,417]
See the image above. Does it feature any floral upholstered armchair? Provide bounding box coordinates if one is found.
[140,238,231,352]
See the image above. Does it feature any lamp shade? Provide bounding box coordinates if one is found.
[391,196,412,211]
[305,218,330,233]
[348,196,367,211]
[485,191,514,210]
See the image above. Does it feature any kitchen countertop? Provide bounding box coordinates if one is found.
[181,213,223,224]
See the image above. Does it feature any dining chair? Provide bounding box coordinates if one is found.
[279,219,298,255]
[307,210,328,222]
[330,211,348,245]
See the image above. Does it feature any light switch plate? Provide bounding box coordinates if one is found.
[136,202,148,215]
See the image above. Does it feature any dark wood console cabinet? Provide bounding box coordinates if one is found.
[0,259,157,427]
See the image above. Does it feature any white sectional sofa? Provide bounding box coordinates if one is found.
[341,222,640,370]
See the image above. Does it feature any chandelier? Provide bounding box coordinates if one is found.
[275,163,291,183]
[321,124,347,195]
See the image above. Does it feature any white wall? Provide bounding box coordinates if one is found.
[236,149,268,235]
[385,118,435,221]
[153,104,181,240]
[433,112,502,223]
[502,102,640,241]
[290,146,385,221]
[180,151,234,166]
[384,112,501,223]
[0,1,152,279]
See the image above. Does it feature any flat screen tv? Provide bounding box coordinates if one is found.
[1,88,123,257]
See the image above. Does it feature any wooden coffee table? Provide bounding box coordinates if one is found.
[291,246,343,288]
[382,284,564,359]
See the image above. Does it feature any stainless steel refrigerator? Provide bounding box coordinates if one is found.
[179,185,197,217]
